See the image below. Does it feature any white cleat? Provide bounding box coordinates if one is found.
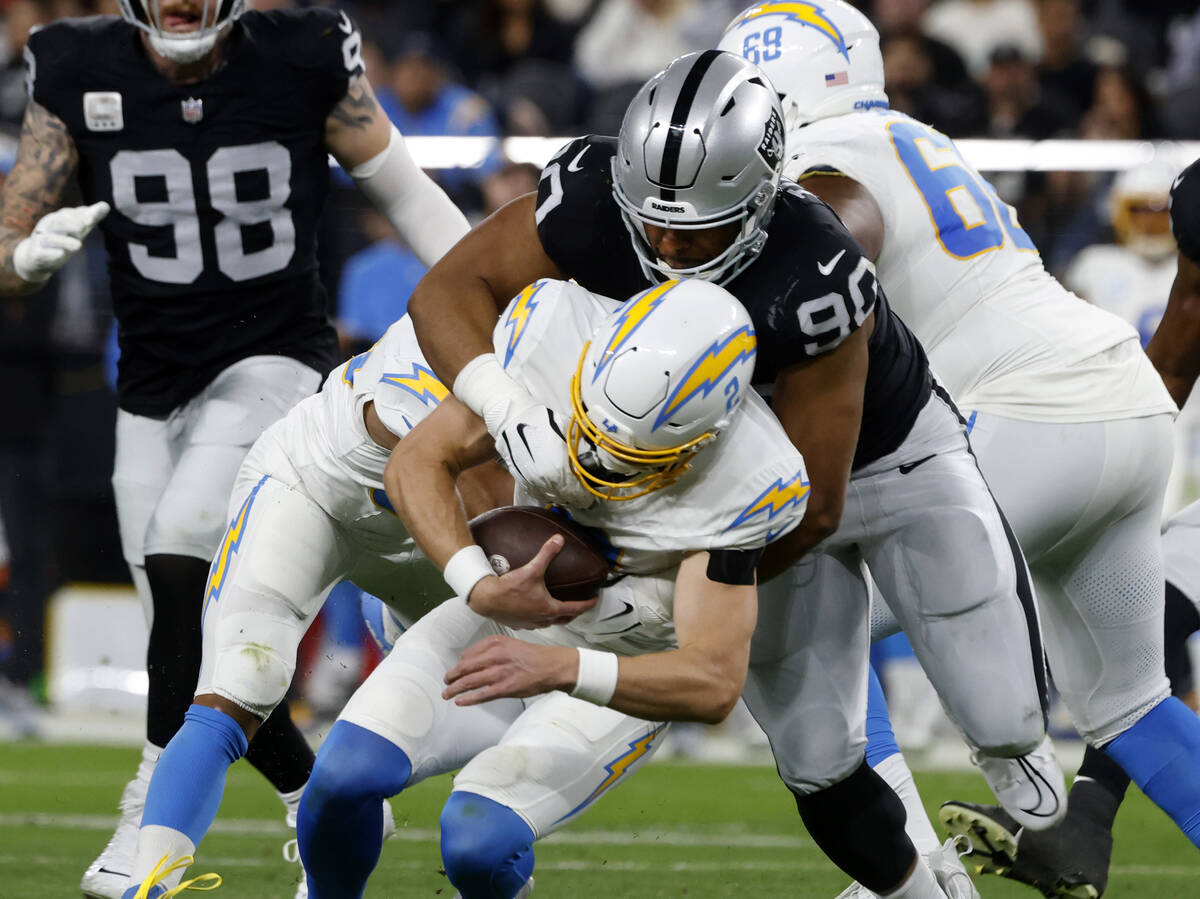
[925,837,980,899]
[972,736,1067,832]
[284,797,396,899]
[833,882,874,898]
[833,856,953,898]
[80,776,146,899]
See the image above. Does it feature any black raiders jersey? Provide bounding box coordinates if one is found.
[26,9,361,416]
[1171,157,1200,265]
[535,136,933,469]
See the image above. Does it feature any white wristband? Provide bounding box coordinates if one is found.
[570,648,620,706]
[452,353,535,437]
[444,544,496,601]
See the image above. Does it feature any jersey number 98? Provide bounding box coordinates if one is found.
[110,141,295,284]
[888,120,1035,259]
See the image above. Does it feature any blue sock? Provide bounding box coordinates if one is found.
[1104,696,1200,847]
[323,581,368,647]
[299,721,412,899]
[865,663,901,768]
[441,792,536,899]
[142,704,249,845]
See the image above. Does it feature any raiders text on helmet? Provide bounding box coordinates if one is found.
[718,1,889,131]
[612,50,785,286]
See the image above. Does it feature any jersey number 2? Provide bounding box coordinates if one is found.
[110,142,295,284]
[888,120,1035,259]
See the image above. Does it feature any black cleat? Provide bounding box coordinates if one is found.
[939,800,1107,898]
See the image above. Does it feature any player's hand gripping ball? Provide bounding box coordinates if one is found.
[468,505,609,602]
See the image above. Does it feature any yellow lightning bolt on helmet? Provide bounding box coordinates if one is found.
[718,1,889,131]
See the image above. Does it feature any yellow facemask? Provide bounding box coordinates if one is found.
[567,343,714,502]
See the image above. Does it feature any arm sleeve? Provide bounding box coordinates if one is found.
[348,125,470,268]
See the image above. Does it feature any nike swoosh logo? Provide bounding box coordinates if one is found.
[898,453,936,475]
[1015,755,1061,818]
[567,146,589,173]
[600,601,635,621]
[97,867,131,876]
[817,249,846,276]
[515,422,534,457]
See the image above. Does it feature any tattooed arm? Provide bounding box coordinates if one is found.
[324,75,391,168]
[325,75,468,268]
[0,100,80,295]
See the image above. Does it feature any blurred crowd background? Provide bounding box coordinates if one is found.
[1,0,1198,735]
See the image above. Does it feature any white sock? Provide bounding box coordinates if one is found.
[278,782,308,827]
[136,742,163,786]
[880,854,943,898]
[129,825,197,889]
[873,753,941,855]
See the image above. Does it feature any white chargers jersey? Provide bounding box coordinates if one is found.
[492,280,810,651]
[784,111,1176,422]
[1066,245,1200,513]
[265,315,449,530]
[1064,245,1176,347]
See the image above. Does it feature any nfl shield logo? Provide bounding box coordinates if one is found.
[181,97,203,124]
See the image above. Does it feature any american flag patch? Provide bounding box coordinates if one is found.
[825,72,848,86]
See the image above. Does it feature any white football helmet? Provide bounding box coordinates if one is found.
[718,1,888,131]
[568,279,757,501]
[1109,158,1180,262]
[612,50,785,286]
[118,0,245,64]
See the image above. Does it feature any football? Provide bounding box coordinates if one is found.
[467,505,610,602]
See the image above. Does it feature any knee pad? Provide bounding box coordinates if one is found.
[441,791,535,898]
[209,611,299,718]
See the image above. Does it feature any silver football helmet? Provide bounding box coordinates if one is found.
[118,0,245,64]
[718,1,889,131]
[612,50,785,286]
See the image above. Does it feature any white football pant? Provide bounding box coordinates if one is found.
[111,354,320,622]
[872,409,1175,745]
[747,390,1046,795]
[339,598,668,837]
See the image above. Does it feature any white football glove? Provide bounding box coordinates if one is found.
[13,201,110,284]
[496,405,597,509]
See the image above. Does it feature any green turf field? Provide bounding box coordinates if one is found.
[1,743,1196,898]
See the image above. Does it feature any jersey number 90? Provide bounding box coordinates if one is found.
[888,120,1036,259]
[110,141,295,284]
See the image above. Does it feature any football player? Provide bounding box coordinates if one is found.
[405,50,1058,899]
[118,312,515,898]
[939,157,1200,894]
[1065,158,1198,513]
[0,3,471,897]
[297,277,816,898]
[717,1,1200,893]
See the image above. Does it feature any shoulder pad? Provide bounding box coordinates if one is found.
[25,17,124,111]
[493,279,602,372]
[1171,158,1200,265]
[241,8,364,80]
